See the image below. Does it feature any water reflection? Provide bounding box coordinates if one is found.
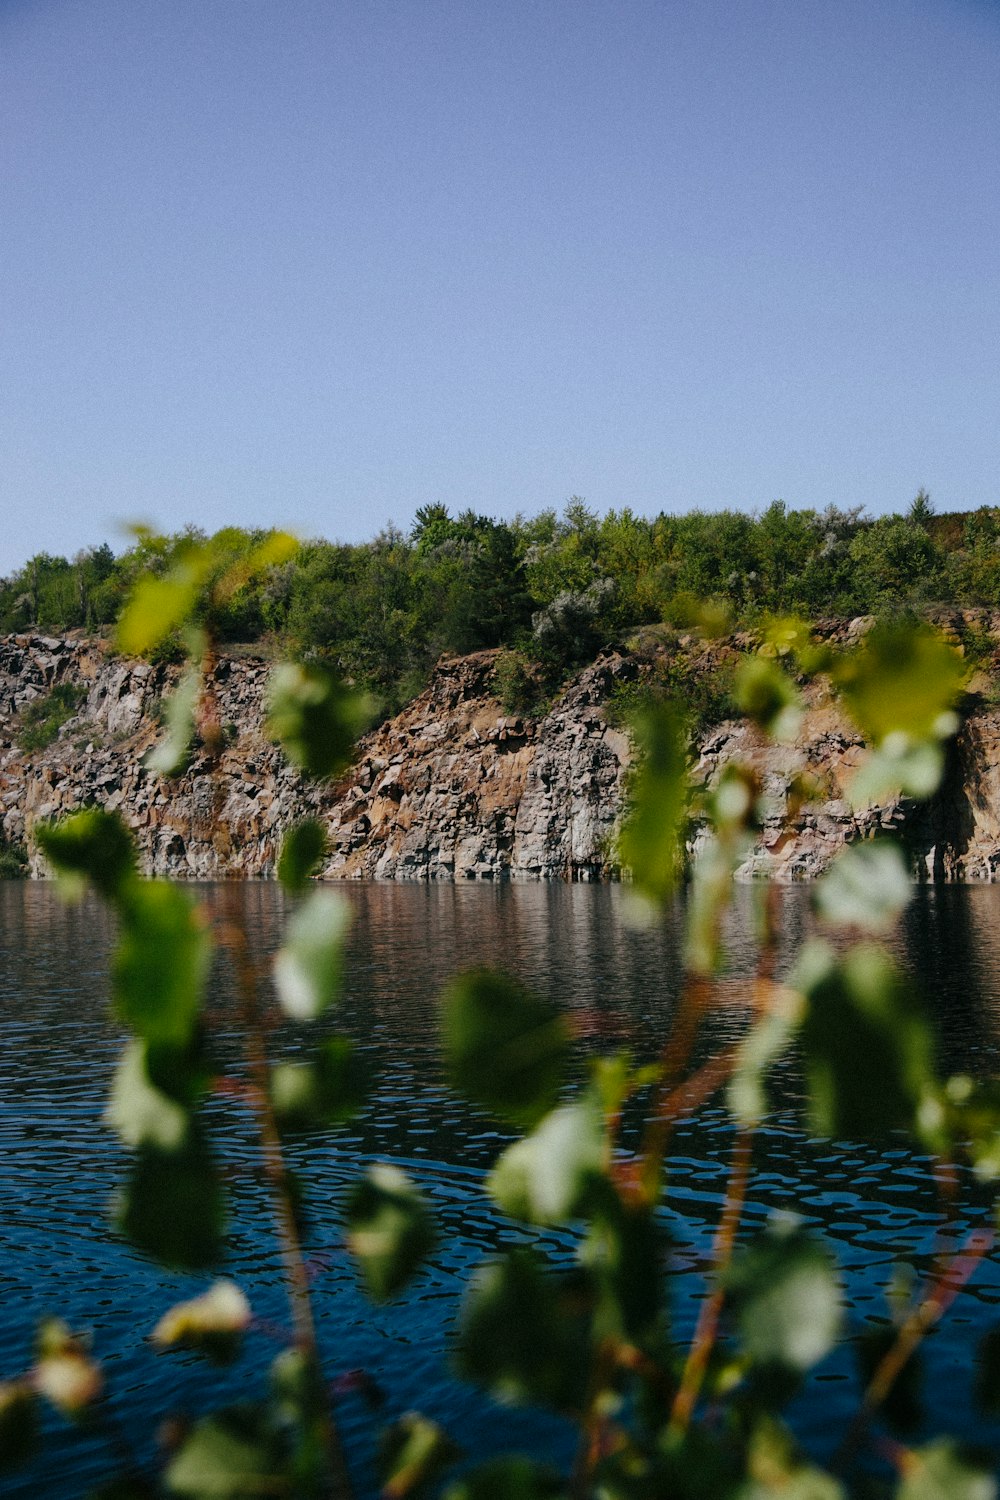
[2,880,1000,1494]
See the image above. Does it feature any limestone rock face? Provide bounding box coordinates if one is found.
[3,630,1000,883]
[0,637,632,882]
[320,651,634,880]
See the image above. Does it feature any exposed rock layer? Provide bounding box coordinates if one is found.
[2,632,999,882]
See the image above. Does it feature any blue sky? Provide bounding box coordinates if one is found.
[1,0,998,572]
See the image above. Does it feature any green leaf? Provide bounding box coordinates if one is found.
[835,621,965,747]
[277,819,328,893]
[737,1414,846,1499]
[271,1037,368,1133]
[813,841,912,932]
[589,1051,659,1119]
[940,1075,1000,1178]
[33,1320,103,1416]
[164,1406,289,1499]
[797,941,938,1141]
[114,883,212,1045]
[214,531,300,602]
[444,1457,565,1500]
[487,1099,606,1225]
[266,661,369,780]
[104,1039,191,1151]
[378,1413,461,1499]
[145,668,201,777]
[117,569,205,658]
[618,702,690,903]
[442,968,568,1129]
[34,1348,103,1417]
[578,1198,665,1343]
[455,1248,591,1411]
[151,1281,251,1365]
[652,1421,743,1499]
[273,890,349,1020]
[117,1137,224,1270]
[896,1439,998,1500]
[725,1220,841,1374]
[35,808,137,902]
[733,655,802,741]
[345,1163,436,1302]
[849,740,945,808]
[728,990,804,1128]
[0,1382,38,1468]
[685,833,745,976]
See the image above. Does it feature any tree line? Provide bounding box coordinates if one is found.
[4,495,999,712]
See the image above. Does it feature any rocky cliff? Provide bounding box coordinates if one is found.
[2,630,1000,883]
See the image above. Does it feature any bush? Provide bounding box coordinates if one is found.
[0,835,27,878]
[16,682,86,752]
[492,649,547,715]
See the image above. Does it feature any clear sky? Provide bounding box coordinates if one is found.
[1,0,998,573]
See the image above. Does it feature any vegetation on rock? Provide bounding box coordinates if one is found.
[5,496,1000,717]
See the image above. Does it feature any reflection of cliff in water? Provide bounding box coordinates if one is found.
[900,885,1000,1070]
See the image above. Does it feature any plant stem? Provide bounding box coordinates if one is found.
[221,887,354,1500]
[667,1128,753,1437]
[836,1228,993,1470]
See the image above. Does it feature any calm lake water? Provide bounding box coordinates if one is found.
[3,879,1000,1495]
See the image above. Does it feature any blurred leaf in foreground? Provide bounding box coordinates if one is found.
[0,1382,37,1468]
[145,668,201,777]
[271,1037,368,1132]
[152,1281,251,1365]
[725,1220,841,1375]
[277,818,328,892]
[487,1099,606,1225]
[379,1412,460,1499]
[444,1457,565,1500]
[740,1414,845,1499]
[813,840,912,933]
[35,808,136,902]
[104,1039,191,1152]
[114,882,212,1046]
[117,1137,224,1271]
[618,702,690,904]
[728,987,804,1128]
[164,1406,289,1500]
[797,941,937,1142]
[442,969,568,1129]
[835,621,965,747]
[117,559,208,658]
[455,1248,589,1412]
[273,889,350,1020]
[267,661,369,780]
[346,1163,437,1303]
[33,1321,103,1418]
[895,1439,998,1500]
[734,654,802,742]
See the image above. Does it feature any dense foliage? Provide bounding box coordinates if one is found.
[3,535,1000,1497]
[3,495,999,715]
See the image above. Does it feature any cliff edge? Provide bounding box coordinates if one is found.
[3,631,1000,882]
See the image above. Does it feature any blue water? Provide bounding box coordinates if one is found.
[2,880,1000,1494]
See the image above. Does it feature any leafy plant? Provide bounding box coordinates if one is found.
[6,564,1000,1499]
